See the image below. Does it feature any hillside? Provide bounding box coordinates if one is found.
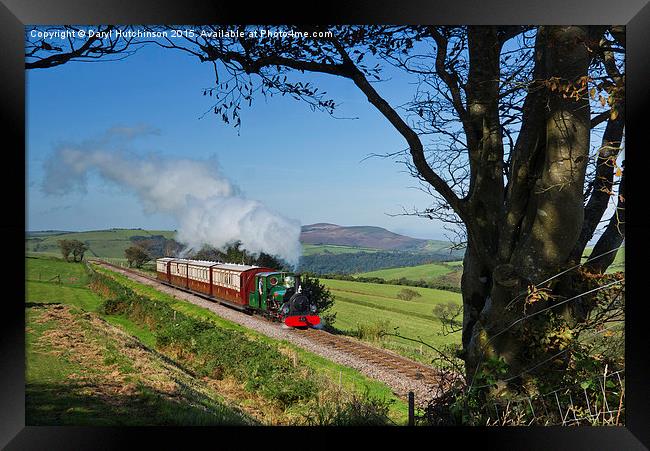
[26,229,176,259]
[355,261,463,286]
[300,223,451,252]
[321,278,462,363]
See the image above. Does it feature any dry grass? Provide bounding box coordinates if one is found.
[27,304,254,425]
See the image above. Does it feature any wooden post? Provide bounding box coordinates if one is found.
[408,391,415,426]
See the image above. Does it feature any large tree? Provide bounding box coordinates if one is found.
[147,25,625,387]
[58,239,88,262]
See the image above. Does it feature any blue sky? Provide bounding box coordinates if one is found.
[26,35,454,240]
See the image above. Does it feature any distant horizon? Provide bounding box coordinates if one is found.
[25,219,611,246]
[25,221,447,242]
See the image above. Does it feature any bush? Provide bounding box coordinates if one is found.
[300,274,336,326]
[100,297,128,315]
[354,320,390,341]
[396,288,421,301]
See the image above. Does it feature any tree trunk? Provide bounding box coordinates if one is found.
[463,26,591,383]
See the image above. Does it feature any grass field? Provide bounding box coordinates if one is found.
[26,255,409,424]
[322,279,462,363]
[25,256,251,425]
[26,229,176,259]
[354,261,462,283]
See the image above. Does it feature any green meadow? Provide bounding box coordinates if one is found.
[322,278,463,363]
[26,229,176,259]
[354,261,462,283]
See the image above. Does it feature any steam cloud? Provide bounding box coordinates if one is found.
[42,133,302,265]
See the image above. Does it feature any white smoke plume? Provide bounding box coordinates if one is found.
[42,134,302,265]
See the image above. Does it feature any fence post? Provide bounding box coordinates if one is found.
[408,391,415,426]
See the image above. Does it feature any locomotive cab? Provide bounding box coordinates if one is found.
[249,272,292,309]
[248,271,320,328]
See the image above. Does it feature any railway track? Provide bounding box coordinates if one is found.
[91,259,449,401]
[295,328,443,387]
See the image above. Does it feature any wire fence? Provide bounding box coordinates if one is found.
[409,245,626,426]
[482,368,624,426]
[467,245,625,392]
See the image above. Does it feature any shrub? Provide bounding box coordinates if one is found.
[100,297,128,315]
[396,288,421,301]
[354,320,390,341]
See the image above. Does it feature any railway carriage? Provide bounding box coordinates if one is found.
[156,257,320,328]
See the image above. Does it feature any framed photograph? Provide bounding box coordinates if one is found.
[4,0,648,447]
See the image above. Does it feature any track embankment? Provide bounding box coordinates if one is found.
[92,261,445,406]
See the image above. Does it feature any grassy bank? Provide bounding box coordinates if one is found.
[92,264,410,423]
[26,256,253,425]
[26,255,409,424]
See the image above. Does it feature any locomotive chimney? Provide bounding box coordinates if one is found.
[295,273,301,293]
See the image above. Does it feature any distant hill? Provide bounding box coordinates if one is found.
[26,230,74,237]
[300,223,452,252]
[298,223,464,274]
[26,223,465,268]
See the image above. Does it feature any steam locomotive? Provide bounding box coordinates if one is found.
[155,258,321,328]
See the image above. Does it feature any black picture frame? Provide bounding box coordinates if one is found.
[3,0,649,448]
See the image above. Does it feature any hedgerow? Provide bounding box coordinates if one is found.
[90,271,317,408]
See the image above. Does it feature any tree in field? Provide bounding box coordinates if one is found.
[145,25,625,389]
[124,245,151,268]
[58,239,74,262]
[58,239,88,262]
[70,240,89,262]
[396,288,421,301]
[163,238,185,257]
